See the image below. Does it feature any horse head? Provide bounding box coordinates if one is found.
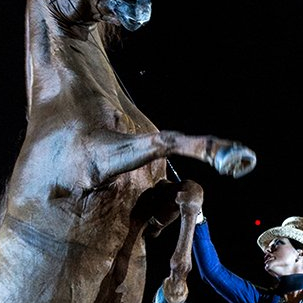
[46,0,151,34]
[98,0,152,31]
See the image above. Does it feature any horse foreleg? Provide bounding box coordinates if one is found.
[153,181,203,303]
[87,130,256,180]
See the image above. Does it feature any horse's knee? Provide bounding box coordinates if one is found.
[176,180,203,215]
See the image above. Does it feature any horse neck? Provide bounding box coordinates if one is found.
[25,0,114,117]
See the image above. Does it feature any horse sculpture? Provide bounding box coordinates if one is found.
[0,0,257,302]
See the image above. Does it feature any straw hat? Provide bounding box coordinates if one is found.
[257,216,303,251]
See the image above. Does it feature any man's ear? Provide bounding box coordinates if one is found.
[296,249,303,261]
[297,249,303,256]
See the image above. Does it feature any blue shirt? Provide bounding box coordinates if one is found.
[192,221,281,303]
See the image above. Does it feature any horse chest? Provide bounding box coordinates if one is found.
[90,101,153,135]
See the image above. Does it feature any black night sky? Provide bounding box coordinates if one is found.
[1,1,303,302]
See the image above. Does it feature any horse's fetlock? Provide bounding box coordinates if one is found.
[169,258,192,277]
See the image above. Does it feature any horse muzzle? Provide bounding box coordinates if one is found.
[104,0,152,31]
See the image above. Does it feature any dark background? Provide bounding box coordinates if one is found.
[1,1,303,302]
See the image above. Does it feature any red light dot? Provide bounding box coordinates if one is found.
[254,219,261,226]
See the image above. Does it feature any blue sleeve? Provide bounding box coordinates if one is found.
[193,222,274,303]
[152,285,169,303]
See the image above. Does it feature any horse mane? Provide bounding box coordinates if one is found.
[97,21,122,50]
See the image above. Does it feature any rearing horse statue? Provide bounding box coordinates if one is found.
[0,1,257,302]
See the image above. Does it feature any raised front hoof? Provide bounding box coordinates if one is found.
[214,145,257,178]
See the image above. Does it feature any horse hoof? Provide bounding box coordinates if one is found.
[214,145,257,178]
[153,285,187,303]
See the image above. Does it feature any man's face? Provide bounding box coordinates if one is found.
[263,237,301,278]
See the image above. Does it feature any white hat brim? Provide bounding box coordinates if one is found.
[257,226,303,251]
